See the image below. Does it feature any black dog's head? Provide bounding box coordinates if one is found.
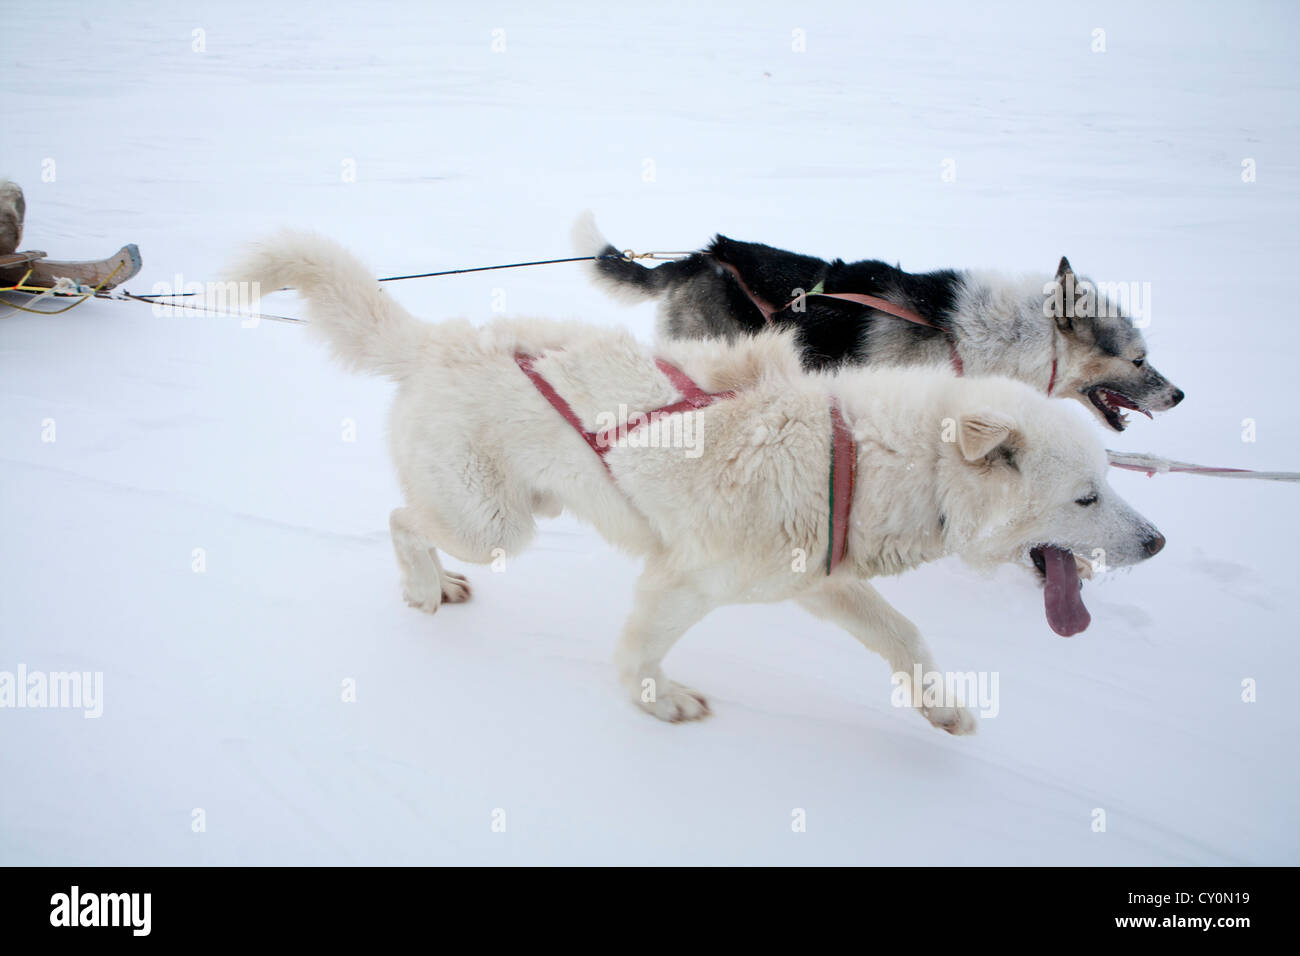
[1047,257,1183,431]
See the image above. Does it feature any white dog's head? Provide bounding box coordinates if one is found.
[933,378,1164,635]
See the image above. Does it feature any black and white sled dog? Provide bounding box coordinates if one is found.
[228,232,1166,735]
[574,214,1184,433]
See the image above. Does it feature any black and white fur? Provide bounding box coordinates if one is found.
[575,213,1184,432]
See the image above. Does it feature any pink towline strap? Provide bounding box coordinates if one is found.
[515,351,857,575]
[1110,461,1249,477]
[827,399,856,574]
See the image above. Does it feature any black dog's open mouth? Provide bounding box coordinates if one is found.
[1085,386,1153,432]
[1029,545,1091,636]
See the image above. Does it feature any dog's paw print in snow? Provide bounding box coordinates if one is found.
[1088,598,1153,629]
[1189,549,1249,584]
[1187,549,1275,609]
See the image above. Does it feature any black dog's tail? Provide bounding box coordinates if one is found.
[571,211,702,303]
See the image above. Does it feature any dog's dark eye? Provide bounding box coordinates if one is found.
[1075,493,1098,507]
[1132,357,1145,368]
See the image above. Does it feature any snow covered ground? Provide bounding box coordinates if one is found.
[2,0,1297,865]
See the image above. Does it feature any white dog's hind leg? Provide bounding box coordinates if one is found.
[799,580,976,736]
[390,507,471,614]
[615,564,714,722]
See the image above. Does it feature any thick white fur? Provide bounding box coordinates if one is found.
[228,232,1162,734]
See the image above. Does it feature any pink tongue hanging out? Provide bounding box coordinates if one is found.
[1041,546,1091,636]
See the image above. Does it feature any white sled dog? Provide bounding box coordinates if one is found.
[229,233,1165,735]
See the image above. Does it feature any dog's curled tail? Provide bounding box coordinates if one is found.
[226,230,432,380]
[571,210,697,304]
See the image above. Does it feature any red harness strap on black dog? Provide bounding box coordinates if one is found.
[715,256,1061,393]
[714,258,965,376]
[515,351,856,575]
[808,290,966,377]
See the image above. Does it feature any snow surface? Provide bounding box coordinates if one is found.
[2,0,1298,865]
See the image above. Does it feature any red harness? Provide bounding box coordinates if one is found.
[826,399,856,574]
[715,258,1059,395]
[515,352,856,574]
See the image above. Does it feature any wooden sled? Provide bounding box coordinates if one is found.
[0,245,142,292]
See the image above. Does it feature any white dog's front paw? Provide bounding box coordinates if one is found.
[637,681,712,723]
[923,704,978,736]
[402,570,471,614]
[403,580,443,615]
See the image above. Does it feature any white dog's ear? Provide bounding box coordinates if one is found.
[957,410,1017,461]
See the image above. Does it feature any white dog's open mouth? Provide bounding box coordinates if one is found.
[1085,386,1153,432]
[1030,545,1092,636]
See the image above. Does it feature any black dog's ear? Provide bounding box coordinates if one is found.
[1049,255,1083,333]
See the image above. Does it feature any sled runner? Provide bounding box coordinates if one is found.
[0,244,142,293]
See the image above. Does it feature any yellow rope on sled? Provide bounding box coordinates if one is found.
[0,258,127,315]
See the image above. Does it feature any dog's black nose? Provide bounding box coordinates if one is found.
[1169,388,1185,406]
[1142,531,1166,557]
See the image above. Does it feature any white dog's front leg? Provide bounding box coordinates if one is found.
[615,565,715,723]
[799,580,976,736]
